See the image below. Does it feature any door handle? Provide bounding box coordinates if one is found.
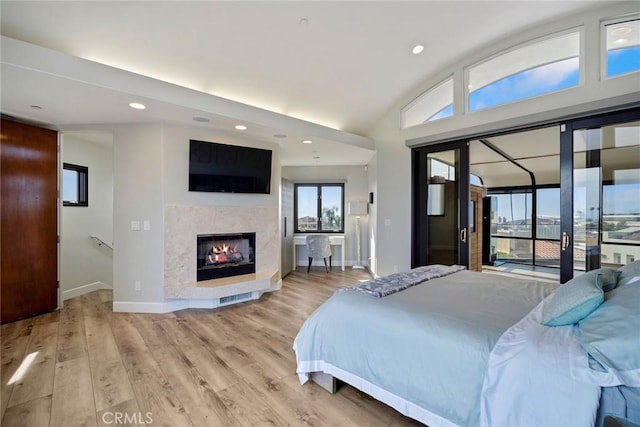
[561,232,570,251]
[284,217,287,238]
[460,228,467,243]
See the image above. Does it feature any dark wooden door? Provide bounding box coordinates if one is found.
[1,119,58,323]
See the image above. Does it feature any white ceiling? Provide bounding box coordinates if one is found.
[0,1,604,166]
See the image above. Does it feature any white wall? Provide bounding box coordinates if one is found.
[282,165,370,267]
[368,2,640,277]
[113,124,165,304]
[61,133,114,297]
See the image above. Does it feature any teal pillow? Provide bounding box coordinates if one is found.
[617,260,640,288]
[592,268,621,292]
[578,281,640,381]
[541,272,604,327]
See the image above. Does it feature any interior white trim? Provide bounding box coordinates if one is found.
[406,93,640,147]
[62,281,112,301]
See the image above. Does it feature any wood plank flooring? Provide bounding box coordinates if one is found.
[1,269,423,426]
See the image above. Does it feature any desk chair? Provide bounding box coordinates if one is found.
[306,235,332,273]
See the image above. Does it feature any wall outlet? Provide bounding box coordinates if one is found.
[135,280,141,291]
[393,265,398,272]
[143,220,150,231]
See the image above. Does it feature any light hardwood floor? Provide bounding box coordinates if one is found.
[1,268,423,427]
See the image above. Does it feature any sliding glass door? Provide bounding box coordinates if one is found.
[412,142,470,268]
[411,109,638,281]
[560,109,640,282]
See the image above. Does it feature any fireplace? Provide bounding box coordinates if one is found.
[197,232,256,281]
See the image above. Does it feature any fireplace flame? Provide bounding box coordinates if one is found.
[213,243,237,255]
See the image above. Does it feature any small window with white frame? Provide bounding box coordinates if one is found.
[603,18,640,78]
[401,76,453,129]
[467,29,581,112]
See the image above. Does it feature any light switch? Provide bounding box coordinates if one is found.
[143,220,151,231]
[384,219,391,226]
[131,220,141,231]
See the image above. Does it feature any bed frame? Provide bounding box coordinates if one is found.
[310,372,337,393]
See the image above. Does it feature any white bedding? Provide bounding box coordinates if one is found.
[481,295,601,427]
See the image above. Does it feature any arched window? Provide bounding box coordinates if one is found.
[468,31,581,112]
[401,76,453,128]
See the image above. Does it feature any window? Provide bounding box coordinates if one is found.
[294,183,344,233]
[536,187,561,239]
[401,76,453,128]
[468,30,580,112]
[604,18,640,78]
[493,192,532,238]
[62,163,88,206]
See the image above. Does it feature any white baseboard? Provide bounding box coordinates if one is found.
[63,281,112,300]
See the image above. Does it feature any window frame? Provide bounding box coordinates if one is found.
[601,16,640,80]
[62,162,88,207]
[293,183,345,234]
[465,27,583,114]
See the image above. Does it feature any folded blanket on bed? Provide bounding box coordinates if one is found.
[339,264,466,297]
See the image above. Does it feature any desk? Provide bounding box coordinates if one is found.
[293,235,345,271]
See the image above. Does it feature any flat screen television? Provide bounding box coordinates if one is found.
[189,139,272,194]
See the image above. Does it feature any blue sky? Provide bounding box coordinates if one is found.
[297,186,342,220]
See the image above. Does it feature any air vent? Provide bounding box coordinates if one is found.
[220,292,253,306]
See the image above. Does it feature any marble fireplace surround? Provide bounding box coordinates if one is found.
[165,204,281,300]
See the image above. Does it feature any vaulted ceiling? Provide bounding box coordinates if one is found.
[1,1,605,165]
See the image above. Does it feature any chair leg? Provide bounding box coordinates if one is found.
[307,257,312,273]
[323,258,329,273]
[329,255,332,269]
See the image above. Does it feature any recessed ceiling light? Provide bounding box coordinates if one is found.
[129,102,146,110]
[613,38,628,44]
[235,125,247,130]
[412,44,425,55]
[611,27,632,36]
[303,140,313,144]
[193,116,210,123]
[30,105,42,110]
[273,134,287,139]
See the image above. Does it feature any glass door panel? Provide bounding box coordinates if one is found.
[427,150,459,265]
[561,111,640,282]
[412,142,470,268]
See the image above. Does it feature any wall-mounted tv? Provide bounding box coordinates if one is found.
[189,139,272,194]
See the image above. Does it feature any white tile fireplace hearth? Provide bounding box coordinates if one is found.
[165,205,281,305]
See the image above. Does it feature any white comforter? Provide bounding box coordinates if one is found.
[481,295,601,427]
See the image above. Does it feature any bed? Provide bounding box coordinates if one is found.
[293,263,640,427]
